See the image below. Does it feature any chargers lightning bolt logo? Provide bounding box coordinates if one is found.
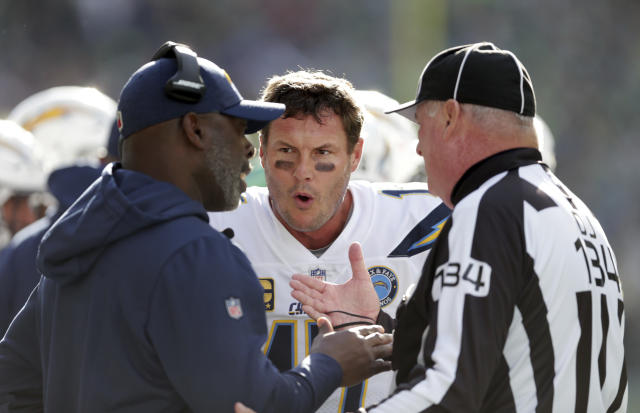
[409,217,448,252]
[388,203,451,257]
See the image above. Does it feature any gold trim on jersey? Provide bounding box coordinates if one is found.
[337,379,369,411]
[263,319,298,366]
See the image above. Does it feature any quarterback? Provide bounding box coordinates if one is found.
[209,70,449,412]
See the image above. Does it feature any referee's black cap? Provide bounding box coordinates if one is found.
[386,42,536,120]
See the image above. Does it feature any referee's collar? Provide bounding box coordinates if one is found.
[450,148,544,206]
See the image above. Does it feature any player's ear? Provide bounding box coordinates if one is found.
[181,112,206,150]
[350,137,364,172]
[259,132,265,157]
[259,132,267,167]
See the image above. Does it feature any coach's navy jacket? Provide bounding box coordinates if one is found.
[0,163,341,413]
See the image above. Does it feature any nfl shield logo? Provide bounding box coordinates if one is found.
[225,297,243,319]
[309,267,327,281]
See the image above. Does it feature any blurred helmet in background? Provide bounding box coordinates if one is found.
[8,86,117,175]
[0,120,47,245]
[0,120,46,206]
[351,90,424,183]
[534,115,557,172]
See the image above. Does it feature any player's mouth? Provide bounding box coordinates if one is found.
[293,191,314,208]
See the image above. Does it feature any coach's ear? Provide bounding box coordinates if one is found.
[181,112,206,150]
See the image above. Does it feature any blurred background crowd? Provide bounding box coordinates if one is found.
[0,0,638,408]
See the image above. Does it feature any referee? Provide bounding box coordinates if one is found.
[291,42,628,413]
[362,42,628,412]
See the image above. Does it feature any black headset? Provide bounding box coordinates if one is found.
[151,41,206,103]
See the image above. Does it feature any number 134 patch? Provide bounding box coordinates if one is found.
[432,258,492,301]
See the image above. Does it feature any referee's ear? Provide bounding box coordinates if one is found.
[442,99,461,140]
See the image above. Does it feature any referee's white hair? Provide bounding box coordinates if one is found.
[534,115,557,171]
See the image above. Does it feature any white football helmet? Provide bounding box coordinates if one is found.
[0,120,48,246]
[8,86,117,175]
[534,115,557,172]
[0,120,46,206]
[351,90,424,183]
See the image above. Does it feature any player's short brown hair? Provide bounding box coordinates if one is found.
[260,70,363,153]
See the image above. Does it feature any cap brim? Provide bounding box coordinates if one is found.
[222,100,285,134]
[384,99,419,123]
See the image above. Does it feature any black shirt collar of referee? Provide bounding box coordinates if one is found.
[450,148,543,206]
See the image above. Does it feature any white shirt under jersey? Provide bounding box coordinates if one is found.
[209,180,449,413]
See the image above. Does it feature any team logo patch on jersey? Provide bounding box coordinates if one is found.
[259,278,275,311]
[225,297,243,319]
[368,266,398,307]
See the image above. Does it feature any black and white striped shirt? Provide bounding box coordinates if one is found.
[372,148,627,412]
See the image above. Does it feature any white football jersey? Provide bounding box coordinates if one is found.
[209,180,449,413]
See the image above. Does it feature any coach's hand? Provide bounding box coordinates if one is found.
[311,317,392,387]
[290,242,381,329]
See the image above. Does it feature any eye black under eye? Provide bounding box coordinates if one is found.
[315,162,335,172]
[275,160,294,170]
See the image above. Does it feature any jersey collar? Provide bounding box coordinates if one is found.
[450,148,543,206]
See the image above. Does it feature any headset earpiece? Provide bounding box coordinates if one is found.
[151,41,206,103]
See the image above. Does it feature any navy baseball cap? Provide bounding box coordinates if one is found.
[117,46,285,139]
[387,42,536,120]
